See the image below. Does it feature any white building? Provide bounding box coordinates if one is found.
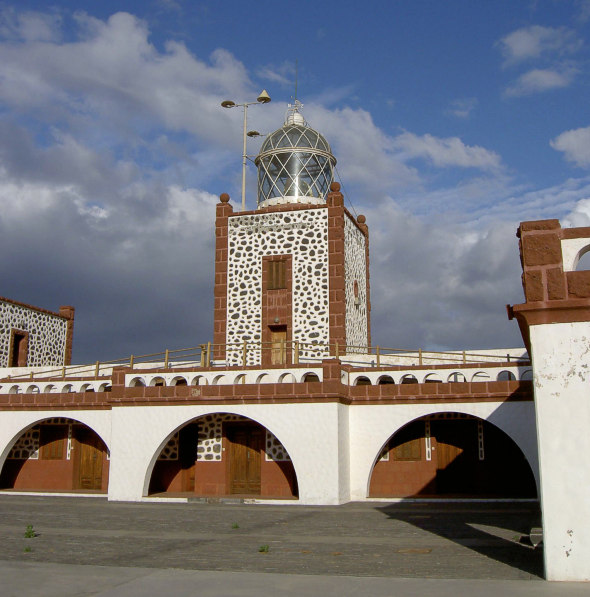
[0,103,588,581]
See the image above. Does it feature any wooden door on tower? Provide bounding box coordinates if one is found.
[270,327,287,365]
[75,427,104,490]
[226,423,263,495]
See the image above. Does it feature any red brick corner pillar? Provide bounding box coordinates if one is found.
[59,305,75,365]
[213,193,233,361]
[326,182,346,356]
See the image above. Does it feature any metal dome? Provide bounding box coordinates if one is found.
[255,102,336,207]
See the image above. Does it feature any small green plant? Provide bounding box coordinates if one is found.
[231,522,240,529]
[258,544,269,553]
[23,546,32,553]
[24,524,35,539]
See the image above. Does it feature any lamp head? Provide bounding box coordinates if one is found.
[221,100,236,108]
[257,89,271,104]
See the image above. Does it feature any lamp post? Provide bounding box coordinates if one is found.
[221,90,271,211]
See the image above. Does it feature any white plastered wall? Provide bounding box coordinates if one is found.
[108,402,350,505]
[0,410,112,470]
[529,321,590,581]
[348,401,538,501]
[560,237,590,272]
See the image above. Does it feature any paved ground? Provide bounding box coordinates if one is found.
[0,496,587,596]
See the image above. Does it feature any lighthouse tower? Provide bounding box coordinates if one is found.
[214,102,370,366]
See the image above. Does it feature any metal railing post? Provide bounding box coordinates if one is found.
[129,355,134,369]
[206,342,211,367]
[94,361,100,379]
[164,349,169,368]
[294,341,299,365]
[242,340,247,367]
[376,346,380,368]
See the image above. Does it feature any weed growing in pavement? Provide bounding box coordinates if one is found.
[258,544,269,553]
[232,522,240,529]
[23,546,32,553]
[24,524,36,538]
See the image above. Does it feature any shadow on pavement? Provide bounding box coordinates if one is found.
[376,501,544,578]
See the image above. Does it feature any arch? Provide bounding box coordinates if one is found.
[129,377,145,388]
[0,416,110,493]
[302,372,320,383]
[8,385,20,394]
[521,369,533,381]
[471,371,490,382]
[190,375,205,386]
[255,373,269,384]
[234,374,247,385]
[211,375,225,386]
[170,376,188,387]
[377,375,395,385]
[98,383,112,392]
[149,377,166,387]
[25,385,40,394]
[354,376,371,386]
[497,370,516,381]
[447,372,466,383]
[80,383,95,393]
[62,384,73,393]
[278,372,296,383]
[423,373,442,384]
[575,244,590,270]
[43,384,57,393]
[400,374,418,384]
[145,412,299,500]
[367,412,537,499]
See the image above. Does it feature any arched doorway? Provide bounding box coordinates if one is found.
[148,413,298,499]
[369,413,536,498]
[0,418,109,492]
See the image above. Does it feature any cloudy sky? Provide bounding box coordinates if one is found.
[1,0,590,363]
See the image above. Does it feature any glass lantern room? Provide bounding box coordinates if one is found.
[255,102,336,208]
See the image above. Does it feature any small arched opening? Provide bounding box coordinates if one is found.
[354,376,372,386]
[302,372,320,383]
[424,373,442,384]
[377,375,395,385]
[400,374,418,384]
[497,370,516,382]
[447,372,467,383]
[147,413,298,500]
[368,413,537,498]
[0,418,109,493]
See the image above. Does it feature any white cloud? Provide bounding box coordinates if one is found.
[550,125,590,168]
[504,66,576,96]
[446,97,477,119]
[257,61,295,87]
[563,197,590,226]
[391,132,502,171]
[497,25,582,66]
[0,7,62,42]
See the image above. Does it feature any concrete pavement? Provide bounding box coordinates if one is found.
[0,495,587,595]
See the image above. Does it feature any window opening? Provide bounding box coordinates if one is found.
[268,260,287,290]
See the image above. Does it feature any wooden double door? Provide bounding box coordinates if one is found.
[226,423,264,495]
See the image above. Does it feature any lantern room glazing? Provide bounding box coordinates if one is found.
[255,102,336,207]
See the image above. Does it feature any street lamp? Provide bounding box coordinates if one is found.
[221,90,271,211]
